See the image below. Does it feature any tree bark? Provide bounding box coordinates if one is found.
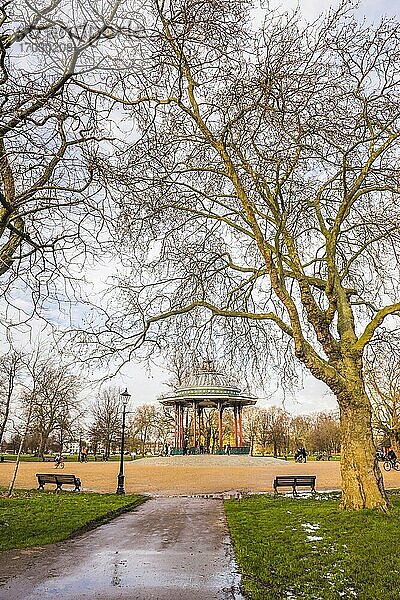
[339,389,387,510]
[38,438,45,460]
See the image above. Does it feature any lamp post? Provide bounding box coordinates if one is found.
[116,388,131,494]
[78,430,83,462]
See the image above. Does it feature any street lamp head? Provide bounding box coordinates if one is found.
[120,388,131,406]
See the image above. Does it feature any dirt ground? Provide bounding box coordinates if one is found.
[1,455,399,496]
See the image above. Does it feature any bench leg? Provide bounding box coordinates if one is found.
[55,484,62,492]
[37,484,44,491]
[292,485,298,497]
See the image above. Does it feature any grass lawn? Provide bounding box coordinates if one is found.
[0,489,146,551]
[225,492,400,600]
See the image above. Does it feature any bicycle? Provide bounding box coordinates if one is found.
[54,456,65,469]
[383,458,400,472]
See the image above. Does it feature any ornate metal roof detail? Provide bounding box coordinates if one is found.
[160,360,257,408]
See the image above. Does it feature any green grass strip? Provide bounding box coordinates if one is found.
[0,489,147,551]
[225,492,400,600]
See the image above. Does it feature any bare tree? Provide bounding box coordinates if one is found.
[242,406,260,456]
[0,350,25,444]
[90,387,121,458]
[92,0,400,509]
[131,404,156,455]
[8,389,34,496]
[153,405,174,450]
[308,411,341,456]
[255,407,289,457]
[0,0,128,327]
[366,351,400,454]
[26,358,81,457]
[290,415,313,453]
[201,408,219,453]
[7,348,40,495]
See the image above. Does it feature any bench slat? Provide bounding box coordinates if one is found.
[55,475,78,483]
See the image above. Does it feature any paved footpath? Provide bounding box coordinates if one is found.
[0,497,244,600]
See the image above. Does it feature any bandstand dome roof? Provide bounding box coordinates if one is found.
[184,367,236,389]
[160,361,257,408]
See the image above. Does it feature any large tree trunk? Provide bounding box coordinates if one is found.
[339,388,387,510]
[37,437,45,460]
[273,440,277,458]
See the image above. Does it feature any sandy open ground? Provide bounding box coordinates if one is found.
[1,455,400,496]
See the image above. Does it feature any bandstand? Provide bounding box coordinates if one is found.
[160,362,257,454]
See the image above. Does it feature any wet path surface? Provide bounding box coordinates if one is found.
[0,497,244,600]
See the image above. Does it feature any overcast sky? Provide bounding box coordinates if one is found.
[273,0,398,21]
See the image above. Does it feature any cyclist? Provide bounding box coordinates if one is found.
[54,451,64,468]
[387,448,397,465]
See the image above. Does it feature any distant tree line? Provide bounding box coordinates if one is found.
[0,346,397,459]
[0,355,338,458]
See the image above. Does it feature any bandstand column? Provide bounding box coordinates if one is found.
[193,400,197,448]
[218,402,224,449]
[179,404,184,448]
[198,406,203,449]
[234,405,239,447]
[238,405,243,447]
[174,403,178,448]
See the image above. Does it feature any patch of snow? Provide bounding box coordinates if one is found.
[301,523,323,543]
[339,588,357,598]
[301,522,320,533]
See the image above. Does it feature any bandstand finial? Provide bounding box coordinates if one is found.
[201,358,214,371]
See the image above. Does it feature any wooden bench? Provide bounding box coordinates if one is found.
[273,475,316,496]
[42,456,54,462]
[36,473,81,492]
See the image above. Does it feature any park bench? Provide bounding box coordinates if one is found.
[36,473,81,492]
[273,475,316,496]
[42,456,54,462]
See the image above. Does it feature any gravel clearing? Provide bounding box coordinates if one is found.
[137,454,284,466]
[1,455,399,496]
